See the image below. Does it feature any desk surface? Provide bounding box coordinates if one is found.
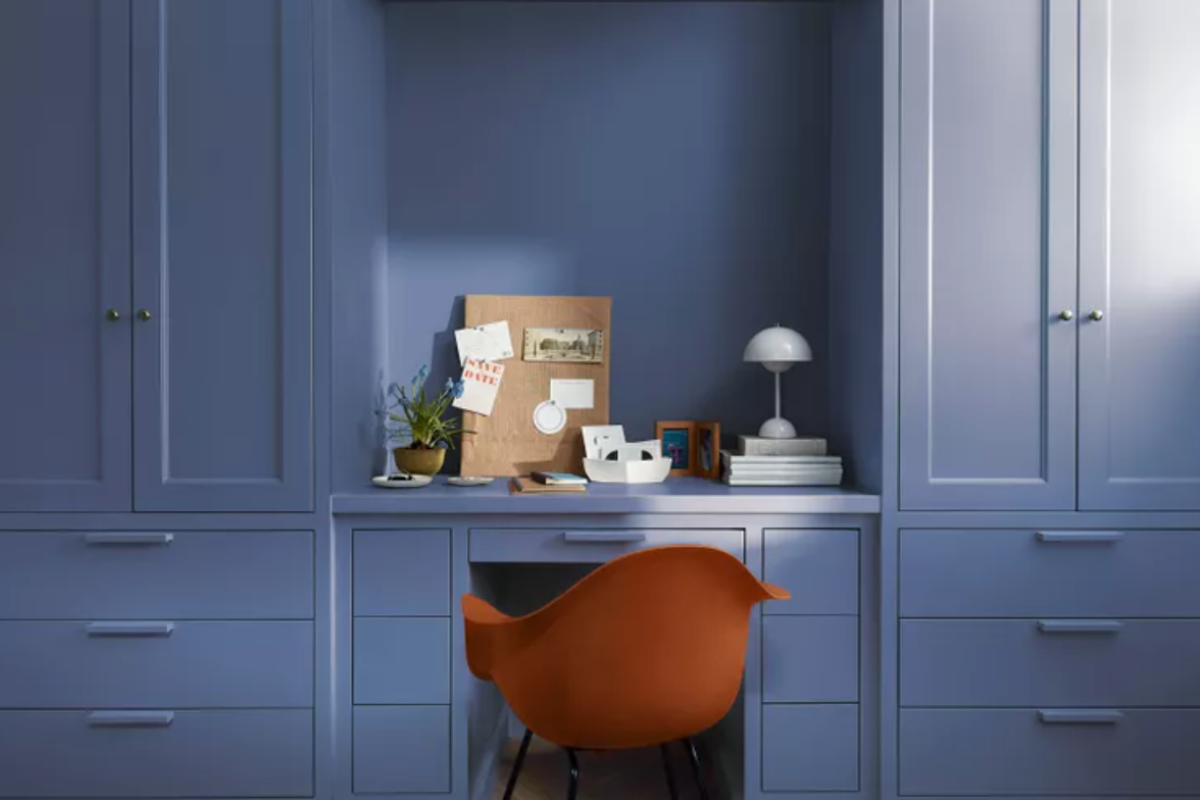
[332,477,881,515]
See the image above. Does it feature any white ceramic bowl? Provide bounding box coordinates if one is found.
[583,456,672,484]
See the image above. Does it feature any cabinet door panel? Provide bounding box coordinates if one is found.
[0,1,132,511]
[1078,0,1200,510]
[898,0,1077,510]
[132,0,312,511]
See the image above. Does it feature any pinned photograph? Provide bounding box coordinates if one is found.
[523,328,605,363]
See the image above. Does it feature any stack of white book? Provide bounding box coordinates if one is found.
[721,436,843,486]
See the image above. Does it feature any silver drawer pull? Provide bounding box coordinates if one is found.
[1038,619,1123,634]
[86,621,175,637]
[563,531,647,544]
[1038,709,1123,725]
[1036,530,1124,544]
[87,711,175,728]
[85,532,174,547]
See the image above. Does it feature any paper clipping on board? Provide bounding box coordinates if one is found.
[454,321,514,365]
[453,358,504,416]
[549,379,594,410]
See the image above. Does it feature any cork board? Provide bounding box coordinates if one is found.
[459,295,611,477]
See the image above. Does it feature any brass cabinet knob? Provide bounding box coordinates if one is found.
[105,309,121,321]
[1058,309,1075,321]
[136,309,152,322]
[1088,309,1105,321]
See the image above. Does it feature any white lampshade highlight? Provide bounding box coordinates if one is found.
[744,325,811,440]
[743,325,812,373]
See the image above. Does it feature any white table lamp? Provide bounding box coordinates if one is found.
[743,324,812,439]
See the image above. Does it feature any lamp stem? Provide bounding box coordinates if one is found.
[774,371,782,422]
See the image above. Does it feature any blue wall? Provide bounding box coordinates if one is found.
[384,1,832,459]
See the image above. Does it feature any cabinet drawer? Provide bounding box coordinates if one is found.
[0,531,313,619]
[762,704,859,792]
[764,529,858,615]
[353,706,450,794]
[901,619,1200,707]
[0,709,313,798]
[0,621,312,708]
[469,528,743,564]
[354,618,450,705]
[900,528,1200,616]
[763,617,858,703]
[900,708,1200,796]
[353,530,450,616]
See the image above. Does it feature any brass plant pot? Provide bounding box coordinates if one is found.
[392,447,446,476]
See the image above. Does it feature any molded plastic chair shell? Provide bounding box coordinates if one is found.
[462,545,790,750]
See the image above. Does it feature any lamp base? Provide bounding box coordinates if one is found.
[758,417,797,439]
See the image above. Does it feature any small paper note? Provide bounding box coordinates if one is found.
[454,321,514,366]
[582,425,625,461]
[550,379,594,410]
[453,358,505,416]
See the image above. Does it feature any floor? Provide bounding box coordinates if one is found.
[490,733,716,800]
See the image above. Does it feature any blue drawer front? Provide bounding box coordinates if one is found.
[764,529,859,615]
[468,528,744,564]
[0,531,313,619]
[353,529,451,616]
[353,706,451,794]
[901,618,1200,707]
[0,709,313,798]
[900,528,1200,617]
[0,621,312,708]
[763,616,858,703]
[353,617,450,705]
[900,707,1200,796]
[762,704,859,792]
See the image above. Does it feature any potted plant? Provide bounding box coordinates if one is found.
[378,365,471,476]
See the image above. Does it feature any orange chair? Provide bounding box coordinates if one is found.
[462,545,790,799]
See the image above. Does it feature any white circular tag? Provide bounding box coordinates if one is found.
[532,400,567,435]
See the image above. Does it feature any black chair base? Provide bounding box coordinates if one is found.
[501,728,712,800]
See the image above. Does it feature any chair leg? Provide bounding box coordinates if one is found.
[563,747,580,800]
[501,728,534,800]
[684,738,710,800]
[660,744,679,800]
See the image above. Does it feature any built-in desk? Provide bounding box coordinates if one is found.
[332,479,879,800]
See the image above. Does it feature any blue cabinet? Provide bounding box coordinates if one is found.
[0,1,133,512]
[1077,0,1200,511]
[0,0,313,514]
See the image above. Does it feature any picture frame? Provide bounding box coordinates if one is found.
[695,421,721,480]
[655,421,697,477]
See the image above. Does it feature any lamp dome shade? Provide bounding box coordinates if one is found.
[743,325,812,364]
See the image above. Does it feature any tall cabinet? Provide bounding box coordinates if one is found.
[899,0,1200,513]
[0,0,313,514]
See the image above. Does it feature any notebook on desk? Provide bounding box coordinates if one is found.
[510,476,587,495]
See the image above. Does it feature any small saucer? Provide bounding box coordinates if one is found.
[448,476,495,487]
[372,474,433,489]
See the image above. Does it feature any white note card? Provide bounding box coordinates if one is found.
[550,379,594,410]
[454,321,514,366]
[453,358,505,416]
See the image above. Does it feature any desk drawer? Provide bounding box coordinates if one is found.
[762,704,859,792]
[764,529,858,615]
[354,618,450,705]
[0,531,313,619]
[763,617,858,703]
[900,528,1200,616]
[900,708,1200,796]
[0,709,313,798]
[901,619,1200,707]
[353,530,450,616]
[0,621,312,708]
[469,528,743,564]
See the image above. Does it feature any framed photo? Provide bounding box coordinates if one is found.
[655,421,697,477]
[523,328,605,363]
[695,421,721,479]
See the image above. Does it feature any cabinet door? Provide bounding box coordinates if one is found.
[898,0,1078,510]
[0,1,132,512]
[131,0,313,511]
[1078,0,1200,510]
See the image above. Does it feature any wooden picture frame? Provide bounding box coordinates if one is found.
[695,421,721,480]
[656,421,697,477]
